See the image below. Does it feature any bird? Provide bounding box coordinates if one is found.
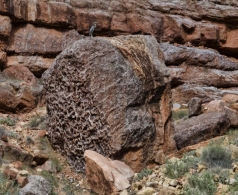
[89,22,97,37]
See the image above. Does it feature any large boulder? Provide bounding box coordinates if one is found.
[84,150,134,195]
[43,35,176,172]
[174,112,230,150]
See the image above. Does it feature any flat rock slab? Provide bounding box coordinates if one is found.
[174,112,230,150]
[84,150,134,195]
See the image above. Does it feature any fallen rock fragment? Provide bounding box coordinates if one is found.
[4,167,18,179]
[84,150,134,195]
[174,112,230,150]
[17,176,28,188]
[41,160,57,173]
[188,97,202,117]
[205,100,238,127]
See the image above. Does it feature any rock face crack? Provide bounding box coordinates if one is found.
[43,35,176,172]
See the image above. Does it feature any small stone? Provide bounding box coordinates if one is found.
[38,130,47,137]
[158,180,163,186]
[217,183,229,192]
[169,179,178,187]
[222,136,229,146]
[19,170,29,176]
[33,150,40,154]
[137,187,156,195]
[18,176,28,187]
[0,135,8,142]
[13,161,23,169]
[31,161,37,167]
[120,190,128,195]
[36,168,42,172]
[41,160,57,173]
[196,148,203,157]
[197,164,207,173]
[148,173,156,181]
[4,168,18,179]
[146,181,159,188]
[169,157,179,163]
[15,126,23,132]
[154,165,160,170]
[163,178,171,188]
[229,178,237,185]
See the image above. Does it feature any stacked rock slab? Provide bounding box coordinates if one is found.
[43,35,176,172]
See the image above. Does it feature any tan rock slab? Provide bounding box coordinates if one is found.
[84,150,134,195]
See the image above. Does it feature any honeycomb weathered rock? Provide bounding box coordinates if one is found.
[43,35,176,172]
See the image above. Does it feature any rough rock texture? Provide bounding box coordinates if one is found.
[84,150,134,195]
[43,35,176,172]
[19,175,52,195]
[0,0,238,113]
[188,97,202,117]
[174,112,230,150]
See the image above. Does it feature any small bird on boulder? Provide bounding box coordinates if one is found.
[89,22,97,37]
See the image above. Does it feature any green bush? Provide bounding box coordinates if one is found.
[133,168,153,182]
[183,171,217,195]
[172,109,188,121]
[25,136,35,145]
[51,157,62,172]
[227,129,238,146]
[28,115,46,129]
[201,145,233,168]
[228,181,238,194]
[0,117,16,126]
[165,160,189,179]
[0,171,19,195]
[209,167,230,184]
[41,171,58,188]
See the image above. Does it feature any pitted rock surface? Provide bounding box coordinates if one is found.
[43,35,176,172]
